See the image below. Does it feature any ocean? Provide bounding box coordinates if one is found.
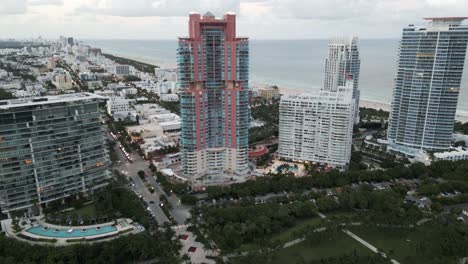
[83,39,468,113]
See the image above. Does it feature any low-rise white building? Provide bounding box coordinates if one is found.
[94,89,115,98]
[107,96,132,117]
[155,68,177,82]
[434,147,468,162]
[52,71,73,90]
[127,123,164,139]
[278,79,356,170]
[120,88,138,97]
[161,94,179,102]
[0,69,9,79]
[134,104,170,119]
[159,120,181,132]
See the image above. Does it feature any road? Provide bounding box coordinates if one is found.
[110,134,169,225]
[109,132,191,225]
[342,229,401,264]
[145,173,191,225]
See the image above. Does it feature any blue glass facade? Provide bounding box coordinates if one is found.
[388,18,468,152]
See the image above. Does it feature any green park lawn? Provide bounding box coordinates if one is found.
[67,203,97,217]
[236,217,324,252]
[270,217,323,243]
[349,225,463,264]
[268,231,373,264]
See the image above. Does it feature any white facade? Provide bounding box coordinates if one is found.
[433,147,468,161]
[161,94,179,102]
[0,70,8,79]
[120,88,138,97]
[107,96,131,116]
[323,36,360,124]
[160,121,181,132]
[94,90,115,98]
[278,80,355,169]
[52,72,73,90]
[155,68,177,82]
[105,65,130,75]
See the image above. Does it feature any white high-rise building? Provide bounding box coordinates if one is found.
[278,78,355,170]
[323,37,360,123]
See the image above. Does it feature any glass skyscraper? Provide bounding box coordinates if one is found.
[0,93,110,216]
[388,17,468,154]
[177,12,249,183]
[323,37,360,123]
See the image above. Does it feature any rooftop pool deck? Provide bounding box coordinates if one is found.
[26,224,117,238]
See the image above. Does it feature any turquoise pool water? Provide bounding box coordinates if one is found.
[26,225,117,238]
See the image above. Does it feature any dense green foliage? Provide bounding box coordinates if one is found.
[157,100,180,114]
[249,102,279,144]
[0,230,180,264]
[154,170,189,195]
[204,162,428,200]
[194,201,317,250]
[205,160,468,201]
[337,187,423,224]
[0,88,15,100]
[454,121,468,134]
[359,107,389,120]
[93,184,154,228]
[0,62,36,81]
[154,144,180,156]
[103,53,158,74]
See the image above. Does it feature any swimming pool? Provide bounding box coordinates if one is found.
[26,225,117,238]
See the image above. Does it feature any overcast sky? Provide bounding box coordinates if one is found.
[1,0,467,40]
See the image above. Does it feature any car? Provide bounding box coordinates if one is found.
[149,200,155,204]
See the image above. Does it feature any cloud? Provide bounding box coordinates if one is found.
[269,0,376,20]
[29,0,64,5]
[0,0,63,15]
[247,0,468,21]
[1,0,468,39]
[75,0,240,17]
[0,0,28,14]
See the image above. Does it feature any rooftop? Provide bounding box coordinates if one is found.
[434,147,468,158]
[0,93,106,109]
[423,17,468,21]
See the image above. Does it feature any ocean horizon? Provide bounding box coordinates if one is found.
[83,39,468,114]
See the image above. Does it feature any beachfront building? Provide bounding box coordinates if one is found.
[278,78,356,170]
[105,65,130,76]
[0,93,111,216]
[177,12,250,183]
[257,86,280,100]
[388,17,468,155]
[323,37,360,123]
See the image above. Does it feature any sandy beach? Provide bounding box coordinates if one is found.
[115,54,468,123]
[359,99,468,123]
[278,86,468,123]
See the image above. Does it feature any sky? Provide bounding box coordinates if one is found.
[0,0,467,40]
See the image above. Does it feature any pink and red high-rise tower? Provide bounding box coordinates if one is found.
[178,12,250,182]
